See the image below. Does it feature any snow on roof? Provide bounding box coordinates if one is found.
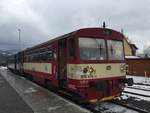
[125,56,139,59]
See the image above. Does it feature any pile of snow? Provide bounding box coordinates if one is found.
[127,75,150,85]
[124,87,149,96]
[125,56,139,59]
[0,66,7,70]
[122,93,150,101]
[128,84,150,90]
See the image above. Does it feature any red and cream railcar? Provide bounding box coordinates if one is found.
[17,28,133,102]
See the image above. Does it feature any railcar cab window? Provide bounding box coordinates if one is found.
[107,40,124,60]
[79,37,106,60]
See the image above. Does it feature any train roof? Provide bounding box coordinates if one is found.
[23,27,124,52]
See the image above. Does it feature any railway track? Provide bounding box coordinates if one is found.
[134,83,150,87]
[84,100,150,113]
[44,85,137,113]
[110,100,150,113]
[57,87,150,113]
[126,86,150,92]
[47,86,150,113]
[123,90,150,98]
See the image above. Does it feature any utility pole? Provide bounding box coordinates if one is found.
[121,28,124,34]
[18,29,21,51]
[103,21,106,28]
[102,21,108,28]
[18,28,22,73]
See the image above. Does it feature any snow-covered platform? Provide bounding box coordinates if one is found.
[0,71,33,113]
[0,67,89,113]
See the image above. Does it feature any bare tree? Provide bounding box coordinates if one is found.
[143,46,150,58]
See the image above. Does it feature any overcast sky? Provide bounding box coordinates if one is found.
[0,0,150,53]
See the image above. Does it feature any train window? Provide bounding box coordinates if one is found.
[79,37,106,60]
[107,40,124,60]
[69,38,75,62]
[48,51,53,61]
[24,48,53,62]
[53,48,57,62]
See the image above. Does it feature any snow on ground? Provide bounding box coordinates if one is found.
[123,88,150,100]
[95,102,138,113]
[124,87,150,95]
[0,66,7,70]
[0,69,90,113]
[127,75,150,85]
[128,84,150,90]
[122,75,150,101]
[122,93,150,101]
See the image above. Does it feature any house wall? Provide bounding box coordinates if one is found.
[123,39,132,56]
[126,58,150,77]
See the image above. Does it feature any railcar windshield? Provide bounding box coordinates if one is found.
[79,38,106,60]
[79,38,124,61]
[107,40,124,60]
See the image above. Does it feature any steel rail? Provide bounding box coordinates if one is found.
[134,83,150,87]
[123,91,150,97]
[126,86,150,92]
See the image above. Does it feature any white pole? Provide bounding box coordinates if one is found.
[18,29,21,51]
[144,71,147,78]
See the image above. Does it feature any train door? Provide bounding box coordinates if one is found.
[58,39,67,88]
[52,44,59,87]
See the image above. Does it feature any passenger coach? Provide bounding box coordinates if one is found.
[7,28,133,102]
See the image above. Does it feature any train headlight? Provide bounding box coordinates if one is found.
[83,67,88,73]
[74,66,96,79]
[83,66,95,74]
[120,65,126,72]
[89,67,94,73]
[125,65,129,72]
[120,67,124,71]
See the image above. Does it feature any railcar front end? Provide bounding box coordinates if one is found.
[67,30,133,102]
